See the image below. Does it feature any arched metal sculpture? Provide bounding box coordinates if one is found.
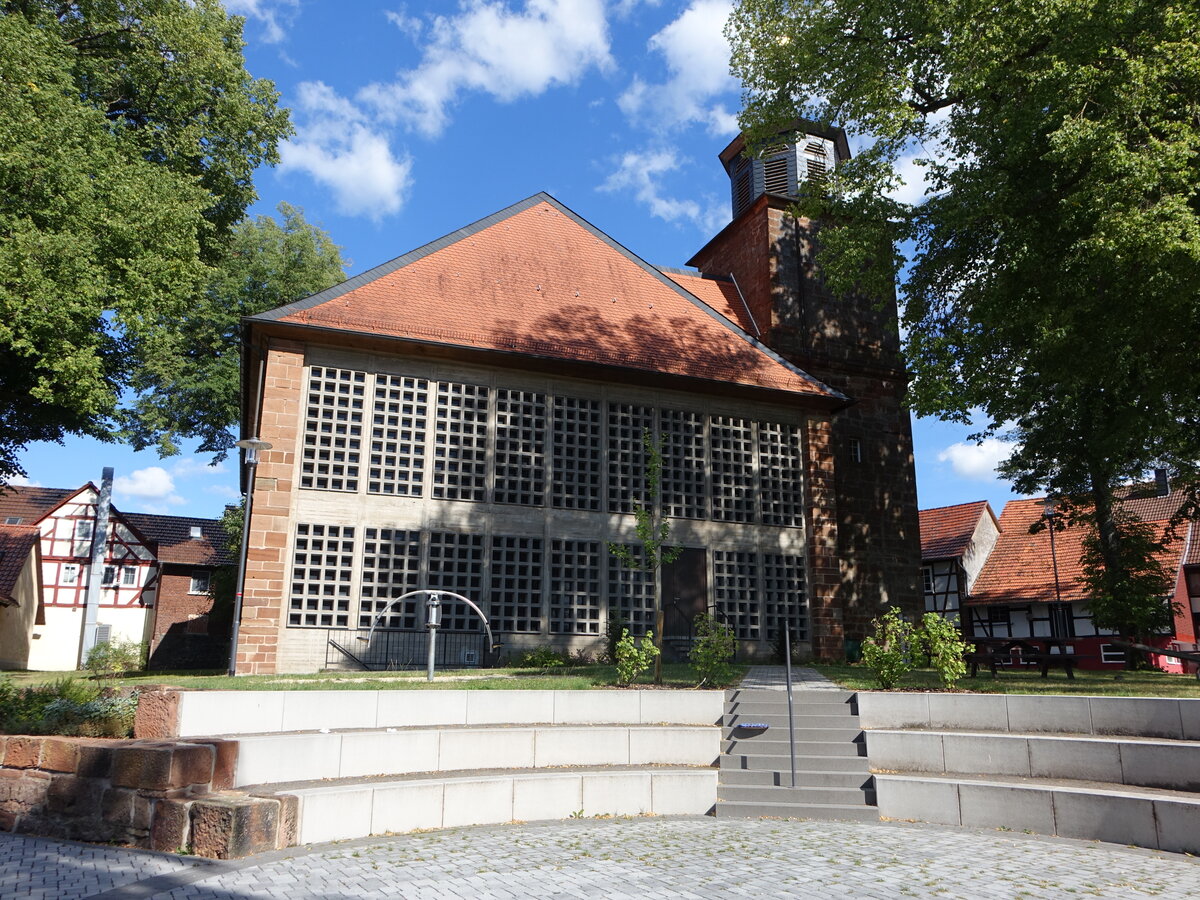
[357,590,498,680]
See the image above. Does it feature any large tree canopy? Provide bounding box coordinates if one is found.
[127,202,347,457]
[728,0,1200,630]
[0,1,291,477]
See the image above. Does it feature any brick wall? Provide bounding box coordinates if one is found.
[149,567,225,670]
[692,195,922,656]
[235,338,305,675]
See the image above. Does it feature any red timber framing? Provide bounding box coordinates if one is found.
[37,487,157,611]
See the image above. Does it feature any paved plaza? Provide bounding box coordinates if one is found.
[3,815,1198,899]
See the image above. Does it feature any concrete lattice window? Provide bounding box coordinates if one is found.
[661,409,707,520]
[426,531,485,631]
[763,553,808,642]
[302,367,365,492]
[359,528,421,629]
[758,422,804,526]
[551,397,602,511]
[433,381,490,502]
[492,390,547,506]
[606,545,655,636]
[489,535,543,633]
[713,550,760,639]
[606,403,654,514]
[288,524,356,627]
[368,375,428,496]
[549,539,601,634]
[710,416,756,523]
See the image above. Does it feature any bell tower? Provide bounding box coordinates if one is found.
[688,122,921,657]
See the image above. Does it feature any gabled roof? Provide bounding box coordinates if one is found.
[119,514,232,568]
[919,501,995,561]
[250,193,844,403]
[0,524,40,605]
[0,486,73,525]
[969,494,1190,606]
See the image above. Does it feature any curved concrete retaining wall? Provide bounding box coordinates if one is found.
[858,692,1200,739]
[175,689,724,737]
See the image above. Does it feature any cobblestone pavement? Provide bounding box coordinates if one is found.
[4,816,1199,899]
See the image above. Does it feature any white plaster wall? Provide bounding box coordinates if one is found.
[961,508,1001,593]
[0,555,40,669]
[26,605,151,671]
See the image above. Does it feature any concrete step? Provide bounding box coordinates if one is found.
[718,783,875,806]
[280,765,718,845]
[721,726,864,745]
[718,767,873,788]
[724,696,859,710]
[721,752,868,773]
[724,713,862,730]
[233,724,719,787]
[722,737,866,757]
[874,772,1200,854]
[725,701,859,718]
[714,799,880,822]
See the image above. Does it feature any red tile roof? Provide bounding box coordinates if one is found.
[919,501,993,561]
[122,513,233,567]
[0,486,73,525]
[253,194,842,402]
[660,269,756,334]
[0,524,40,604]
[970,494,1188,606]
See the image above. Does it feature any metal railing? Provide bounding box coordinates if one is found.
[326,628,489,671]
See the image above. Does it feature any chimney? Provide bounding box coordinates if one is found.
[1154,468,1170,497]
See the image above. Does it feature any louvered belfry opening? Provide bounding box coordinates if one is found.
[726,127,841,219]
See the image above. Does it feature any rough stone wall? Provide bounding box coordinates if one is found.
[236,338,305,675]
[692,195,922,654]
[0,734,295,857]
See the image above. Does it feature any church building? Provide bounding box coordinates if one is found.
[233,127,921,674]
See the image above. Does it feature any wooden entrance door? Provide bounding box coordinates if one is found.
[663,548,708,639]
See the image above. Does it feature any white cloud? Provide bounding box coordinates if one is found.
[599,148,725,232]
[225,0,299,44]
[279,82,414,220]
[617,0,738,135]
[205,484,242,501]
[888,153,933,206]
[113,467,186,512]
[384,7,424,40]
[170,457,227,479]
[359,0,613,137]
[6,474,41,487]
[937,439,1015,481]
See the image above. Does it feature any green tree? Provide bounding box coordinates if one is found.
[728,0,1200,624]
[127,203,347,456]
[608,429,681,684]
[0,1,291,478]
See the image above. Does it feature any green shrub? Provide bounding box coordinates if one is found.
[860,607,915,690]
[919,612,974,689]
[84,638,147,679]
[0,675,135,737]
[515,647,568,670]
[690,614,736,686]
[615,628,660,686]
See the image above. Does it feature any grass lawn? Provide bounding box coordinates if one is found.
[812,663,1200,697]
[2,663,747,692]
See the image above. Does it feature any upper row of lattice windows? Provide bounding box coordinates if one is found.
[299,366,807,525]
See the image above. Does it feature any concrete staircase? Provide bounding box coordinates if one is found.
[717,688,878,821]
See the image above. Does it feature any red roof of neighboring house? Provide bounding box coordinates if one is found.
[969,494,1189,606]
[252,194,842,403]
[0,524,40,604]
[122,513,232,568]
[919,501,993,561]
[0,486,73,525]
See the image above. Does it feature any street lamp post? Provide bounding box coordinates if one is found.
[227,438,273,677]
[1043,498,1065,639]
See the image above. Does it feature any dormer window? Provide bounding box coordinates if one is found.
[5,517,21,525]
[189,525,203,539]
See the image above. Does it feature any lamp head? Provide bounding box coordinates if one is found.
[235,437,273,466]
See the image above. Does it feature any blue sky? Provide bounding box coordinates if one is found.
[15,0,1023,519]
